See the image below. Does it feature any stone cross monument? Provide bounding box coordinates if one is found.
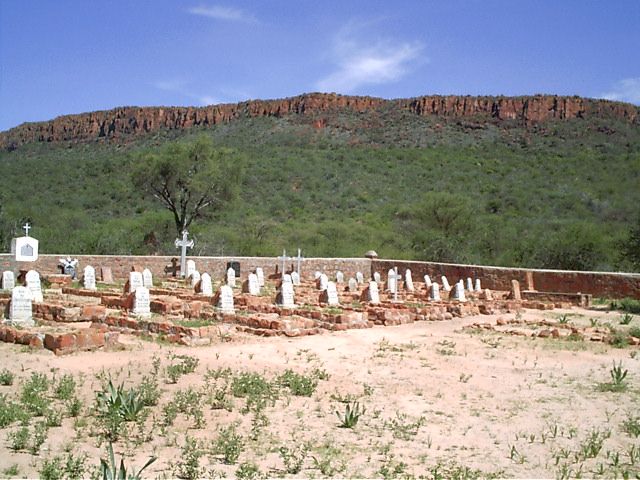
[174,230,194,278]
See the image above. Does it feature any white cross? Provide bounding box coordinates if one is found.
[277,249,290,279]
[294,248,304,276]
[389,267,401,302]
[174,230,194,278]
[23,223,31,236]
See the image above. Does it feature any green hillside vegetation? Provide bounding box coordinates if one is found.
[0,104,639,272]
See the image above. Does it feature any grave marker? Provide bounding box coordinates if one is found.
[321,281,340,306]
[276,282,295,308]
[1,271,15,291]
[190,271,201,288]
[290,271,300,285]
[348,278,358,292]
[8,286,34,326]
[336,271,344,283]
[200,273,213,296]
[373,272,381,283]
[356,271,364,284]
[451,282,466,302]
[429,283,441,301]
[142,268,153,288]
[129,272,143,293]
[387,268,398,294]
[100,267,114,283]
[314,271,321,280]
[277,249,290,279]
[217,285,235,314]
[474,279,482,292]
[11,223,39,262]
[174,230,194,278]
[316,273,329,291]
[441,276,451,291]
[226,267,236,288]
[510,280,521,301]
[25,270,43,303]
[247,273,260,295]
[423,275,432,288]
[255,267,265,287]
[364,281,380,304]
[185,260,196,280]
[83,266,97,291]
[132,287,151,317]
[466,278,473,291]
[404,269,415,292]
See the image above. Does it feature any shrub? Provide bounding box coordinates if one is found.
[277,370,318,396]
[212,424,244,465]
[0,369,15,386]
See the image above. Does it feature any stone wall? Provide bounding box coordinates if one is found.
[372,260,640,299]
[1,254,638,299]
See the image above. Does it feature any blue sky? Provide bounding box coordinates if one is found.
[1,0,639,131]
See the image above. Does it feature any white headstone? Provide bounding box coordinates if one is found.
[314,271,322,280]
[366,281,380,304]
[226,267,236,288]
[217,285,235,313]
[429,283,441,301]
[129,272,143,293]
[25,270,43,303]
[190,271,201,288]
[423,275,432,288]
[356,271,364,284]
[441,276,451,291]
[387,269,397,293]
[317,273,329,291]
[483,288,493,300]
[283,274,292,284]
[404,269,414,292]
[335,271,344,283]
[8,286,34,327]
[185,260,196,279]
[83,266,97,291]
[247,273,261,295]
[255,267,265,287]
[132,286,151,317]
[324,281,339,306]
[2,271,15,291]
[466,277,473,292]
[200,273,213,296]
[373,272,381,283]
[277,282,295,308]
[451,282,466,302]
[475,279,482,292]
[11,232,39,262]
[290,271,300,286]
[348,278,358,292]
[142,268,153,288]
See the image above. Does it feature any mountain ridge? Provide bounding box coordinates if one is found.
[2,93,638,150]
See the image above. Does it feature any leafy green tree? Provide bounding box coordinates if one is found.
[132,136,244,236]
[620,215,640,270]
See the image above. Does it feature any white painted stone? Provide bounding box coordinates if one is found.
[290,271,300,286]
[314,271,322,280]
[366,281,380,304]
[441,276,451,291]
[423,275,432,288]
[2,271,15,291]
[324,281,340,306]
[283,274,292,284]
[429,283,441,301]
[317,273,329,291]
[11,236,39,262]
[335,271,344,283]
[475,279,482,292]
[226,267,236,288]
[466,277,473,291]
[8,286,34,326]
[129,272,143,293]
[387,269,397,293]
[373,272,381,283]
[217,285,235,314]
[142,268,153,288]
[255,268,265,287]
[25,270,43,303]
[356,271,364,284]
[348,278,358,292]
[190,271,201,288]
[83,266,97,291]
[247,273,260,295]
[132,287,151,317]
[200,273,213,296]
[483,288,493,300]
[277,282,295,308]
[185,260,196,279]
[404,269,415,292]
[451,282,466,301]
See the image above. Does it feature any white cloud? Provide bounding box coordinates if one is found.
[316,25,424,93]
[602,77,640,104]
[187,5,256,23]
[153,79,221,106]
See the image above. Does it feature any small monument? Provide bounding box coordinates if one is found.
[1,271,15,291]
[190,271,201,288]
[175,230,194,278]
[387,268,398,293]
[217,285,235,314]
[8,286,34,327]
[404,269,415,292]
[373,272,381,283]
[11,223,39,262]
[290,271,300,286]
[336,271,344,283]
[347,278,358,292]
[451,282,466,302]
[356,271,364,284]
[283,273,292,284]
[363,281,380,304]
[466,277,473,291]
[441,276,451,291]
[199,273,213,296]
[59,257,79,279]
[316,273,329,291]
[128,272,144,293]
[132,287,151,317]
[255,267,265,287]
[25,270,43,303]
[321,281,340,306]
[142,268,153,288]
[423,275,432,288]
[101,267,114,283]
[185,260,196,280]
[226,267,237,288]
[429,283,441,301]
[246,273,260,295]
[276,282,295,308]
[475,279,482,292]
[83,266,97,291]
[510,280,522,301]
[314,271,322,280]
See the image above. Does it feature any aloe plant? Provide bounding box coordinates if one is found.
[100,442,156,480]
[336,401,366,428]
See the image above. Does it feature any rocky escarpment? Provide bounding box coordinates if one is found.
[1,93,637,149]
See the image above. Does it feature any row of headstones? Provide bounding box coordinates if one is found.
[1,270,43,327]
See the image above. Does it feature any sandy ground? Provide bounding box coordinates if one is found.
[0,306,638,479]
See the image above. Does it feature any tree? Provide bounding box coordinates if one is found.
[620,214,640,270]
[132,136,245,236]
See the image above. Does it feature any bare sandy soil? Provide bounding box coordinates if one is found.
[0,307,638,479]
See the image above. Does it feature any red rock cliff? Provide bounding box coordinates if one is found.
[1,93,637,149]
